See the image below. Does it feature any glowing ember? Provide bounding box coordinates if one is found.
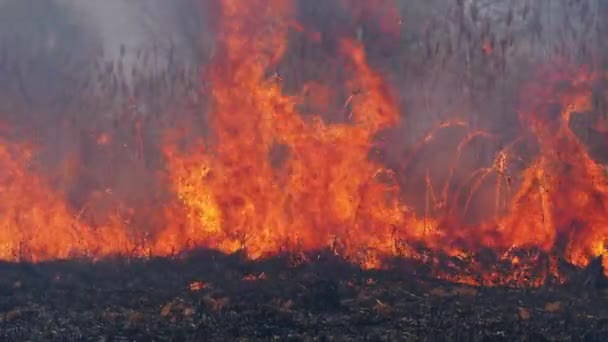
[96,133,111,146]
[243,272,267,282]
[0,0,606,288]
[189,281,207,291]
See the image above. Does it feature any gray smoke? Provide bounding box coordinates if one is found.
[0,0,214,118]
[0,0,605,225]
[60,0,199,79]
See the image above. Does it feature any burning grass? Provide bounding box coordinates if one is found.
[0,0,607,292]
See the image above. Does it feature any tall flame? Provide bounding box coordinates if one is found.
[0,139,132,261]
[501,64,608,267]
[162,0,406,264]
[0,0,606,287]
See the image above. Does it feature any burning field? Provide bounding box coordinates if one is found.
[1,0,608,340]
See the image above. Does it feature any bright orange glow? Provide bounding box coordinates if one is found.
[0,0,606,287]
[96,133,111,146]
[0,139,132,261]
[189,281,207,291]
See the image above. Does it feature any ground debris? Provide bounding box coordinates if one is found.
[518,307,532,320]
[0,251,607,341]
[544,301,562,313]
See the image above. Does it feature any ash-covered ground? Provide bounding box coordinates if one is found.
[1,251,608,341]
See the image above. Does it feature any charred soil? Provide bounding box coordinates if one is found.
[1,251,608,341]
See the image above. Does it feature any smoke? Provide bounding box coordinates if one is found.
[341,0,608,221]
[0,0,605,227]
[59,0,207,88]
[1,0,603,113]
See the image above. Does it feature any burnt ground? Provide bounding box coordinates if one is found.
[0,250,608,341]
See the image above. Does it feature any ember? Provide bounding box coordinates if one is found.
[1,0,608,339]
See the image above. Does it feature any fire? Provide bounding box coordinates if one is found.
[0,0,606,287]
[504,64,608,269]
[0,138,132,261]
[162,0,608,282]
[163,0,410,264]
[189,281,207,291]
[96,133,111,146]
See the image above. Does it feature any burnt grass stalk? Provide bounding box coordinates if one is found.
[1,249,608,341]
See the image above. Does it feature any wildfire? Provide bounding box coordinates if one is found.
[0,139,132,261]
[164,0,405,261]
[0,0,607,287]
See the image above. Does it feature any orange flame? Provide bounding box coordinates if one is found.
[0,139,132,261]
[163,0,405,264]
[0,0,606,288]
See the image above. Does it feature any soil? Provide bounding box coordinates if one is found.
[1,250,608,341]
